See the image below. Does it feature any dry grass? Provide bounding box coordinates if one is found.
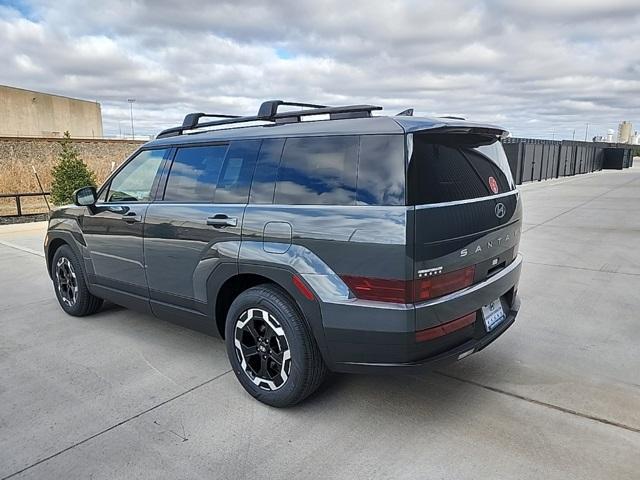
[0,157,114,194]
[0,158,114,215]
[0,195,51,216]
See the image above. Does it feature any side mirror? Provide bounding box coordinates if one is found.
[73,186,97,207]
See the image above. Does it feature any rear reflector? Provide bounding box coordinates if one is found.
[292,275,315,301]
[340,265,476,304]
[415,312,477,342]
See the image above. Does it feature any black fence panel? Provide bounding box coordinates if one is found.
[502,137,634,184]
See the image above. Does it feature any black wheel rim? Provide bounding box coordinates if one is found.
[55,257,78,307]
[234,308,291,391]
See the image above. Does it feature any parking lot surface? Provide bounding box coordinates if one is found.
[1,167,639,479]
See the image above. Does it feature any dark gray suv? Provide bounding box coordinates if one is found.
[45,100,522,406]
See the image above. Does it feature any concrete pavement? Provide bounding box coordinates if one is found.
[0,167,639,479]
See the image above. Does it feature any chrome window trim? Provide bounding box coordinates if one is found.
[414,189,519,210]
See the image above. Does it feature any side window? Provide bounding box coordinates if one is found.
[96,184,108,203]
[249,138,285,204]
[106,149,167,202]
[163,145,228,202]
[357,135,405,206]
[214,140,261,204]
[274,136,359,205]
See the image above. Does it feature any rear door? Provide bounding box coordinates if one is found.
[408,131,521,310]
[144,140,261,314]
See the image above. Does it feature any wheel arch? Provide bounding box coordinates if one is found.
[46,231,83,279]
[213,264,331,367]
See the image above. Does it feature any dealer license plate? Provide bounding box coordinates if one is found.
[482,298,505,332]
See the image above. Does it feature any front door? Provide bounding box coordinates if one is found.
[144,140,261,316]
[82,148,168,299]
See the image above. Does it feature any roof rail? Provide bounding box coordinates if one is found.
[156,100,383,138]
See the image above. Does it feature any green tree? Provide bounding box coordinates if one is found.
[50,132,96,205]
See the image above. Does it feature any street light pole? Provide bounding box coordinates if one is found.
[127,99,136,139]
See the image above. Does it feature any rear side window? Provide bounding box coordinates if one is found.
[274,136,358,205]
[214,140,261,203]
[357,135,405,206]
[408,133,515,205]
[249,138,285,204]
[163,145,228,202]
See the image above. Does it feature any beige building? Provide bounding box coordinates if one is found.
[0,85,103,138]
[617,121,633,144]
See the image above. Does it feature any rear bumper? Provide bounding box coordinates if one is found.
[320,254,522,373]
[331,296,519,373]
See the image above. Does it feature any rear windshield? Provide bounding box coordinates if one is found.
[408,133,515,205]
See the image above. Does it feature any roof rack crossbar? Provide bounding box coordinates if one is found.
[182,113,240,129]
[156,100,383,138]
[257,100,328,119]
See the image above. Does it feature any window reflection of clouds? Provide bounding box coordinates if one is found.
[275,136,358,205]
[250,138,284,204]
[164,145,227,202]
[357,135,405,206]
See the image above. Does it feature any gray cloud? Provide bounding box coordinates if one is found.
[1,0,638,139]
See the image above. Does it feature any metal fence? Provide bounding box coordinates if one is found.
[502,138,634,185]
[0,192,50,218]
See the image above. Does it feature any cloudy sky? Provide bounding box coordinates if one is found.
[1,0,639,140]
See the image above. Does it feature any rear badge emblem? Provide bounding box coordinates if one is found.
[495,202,506,219]
[488,176,499,194]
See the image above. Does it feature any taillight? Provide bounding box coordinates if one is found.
[414,265,475,302]
[340,265,476,304]
[339,276,411,303]
[415,312,476,342]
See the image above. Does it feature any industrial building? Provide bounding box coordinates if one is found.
[0,85,103,138]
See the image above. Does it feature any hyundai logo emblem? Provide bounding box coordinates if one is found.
[495,202,506,219]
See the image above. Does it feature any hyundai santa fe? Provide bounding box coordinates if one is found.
[44,100,522,407]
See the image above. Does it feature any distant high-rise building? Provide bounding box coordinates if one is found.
[617,121,633,143]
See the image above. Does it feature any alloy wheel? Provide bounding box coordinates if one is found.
[55,257,78,307]
[234,308,291,391]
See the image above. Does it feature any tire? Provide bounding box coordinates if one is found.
[52,244,103,316]
[225,284,328,407]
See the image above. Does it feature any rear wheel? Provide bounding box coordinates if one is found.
[225,284,328,407]
[52,245,103,316]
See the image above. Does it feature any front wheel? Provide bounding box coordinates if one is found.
[52,245,103,316]
[225,284,328,407]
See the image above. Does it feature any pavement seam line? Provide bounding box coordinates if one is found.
[524,259,640,277]
[436,372,640,435]
[1,369,232,480]
[522,175,640,234]
[0,239,44,257]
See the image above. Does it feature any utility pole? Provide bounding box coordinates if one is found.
[128,99,136,139]
[572,129,576,141]
[584,122,589,142]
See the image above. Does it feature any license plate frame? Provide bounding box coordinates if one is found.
[481,298,506,332]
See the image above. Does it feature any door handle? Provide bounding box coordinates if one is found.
[206,215,238,228]
[121,211,142,223]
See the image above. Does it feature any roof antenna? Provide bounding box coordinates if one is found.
[396,108,413,116]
